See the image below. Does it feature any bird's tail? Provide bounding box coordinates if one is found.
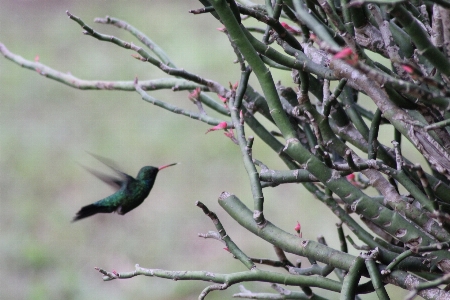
[72,203,113,222]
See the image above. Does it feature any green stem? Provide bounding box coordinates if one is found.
[384,242,450,274]
[242,27,336,79]
[196,201,255,269]
[340,256,364,300]
[235,67,252,109]
[292,0,341,49]
[237,5,303,50]
[365,258,390,300]
[67,11,227,96]
[230,69,266,225]
[337,222,348,253]
[97,264,343,292]
[220,0,442,245]
[135,82,229,126]
[388,4,450,77]
[259,168,319,184]
[94,16,176,67]
[210,0,297,140]
[219,193,446,282]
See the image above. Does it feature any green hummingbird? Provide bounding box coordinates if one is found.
[73,154,177,222]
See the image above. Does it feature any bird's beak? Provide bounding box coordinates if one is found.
[158,163,178,170]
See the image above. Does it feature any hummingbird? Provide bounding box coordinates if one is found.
[73,154,177,222]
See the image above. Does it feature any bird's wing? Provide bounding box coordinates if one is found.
[86,151,134,182]
[79,164,123,190]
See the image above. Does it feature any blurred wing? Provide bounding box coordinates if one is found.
[86,151,134,182]
[79,164,123,190]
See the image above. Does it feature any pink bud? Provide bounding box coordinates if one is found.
[188,87,201,100]
[401,64,414,74]
[346,173,355,181]
[205,122,228,134]
[280,22,291,29]
[333,48,354,59]
[294,221,301,233]
[218,95,228,108]
[333,48,358,65]
[346,173,360,187]
[217,27,226,32]
[229,81,238,91]
[281,22,300,34]
[224,131,238,144]
[223,247,230,252]
[224,131,234,138]
[112,270,119,276]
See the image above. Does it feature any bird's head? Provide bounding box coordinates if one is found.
[136,163,177,180]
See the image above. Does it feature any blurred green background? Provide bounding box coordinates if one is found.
[0,1,410,299]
